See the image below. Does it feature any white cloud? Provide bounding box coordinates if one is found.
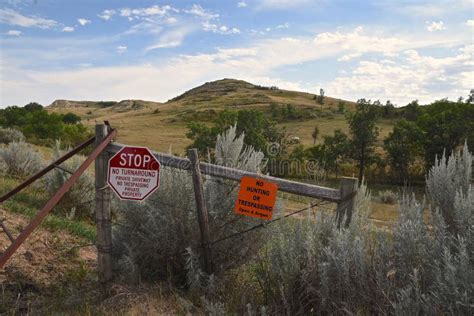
[390,1,472,18]
[337,53,361,61]
[0,8,57,29]
[167,17,177,24]
[98,9,116,21]
[237,1,248,8]
[426,21,446,32]
[259,0,312,9]
[146,28,189,50]
[276,22,290,29]
[119,5,174,18]
[466,20,474,27]
[327,45,472,105]
[77,18,91,26]
[184,4,219,20]
[203,21,240,34]
[1,27,470,106]
[6,29,22,36]
[62,26,75,32]
[116,45,127,54]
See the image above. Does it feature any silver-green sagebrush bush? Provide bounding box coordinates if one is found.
[0,127,25,144]
[44,140,95,219]
[112,125,279,286]
[426,142,472,231]
[0,141,42,177]
[255,146,473,314]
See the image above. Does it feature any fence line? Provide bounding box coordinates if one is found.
[95,124,358,288]
[107,143,344,202]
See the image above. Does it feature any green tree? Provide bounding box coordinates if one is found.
[322,129,350,178]
[24,102,43,112]
[383,120,422,183]
[416,99,474,169]
[402,100,421,121]
[383,100,396,118]
[347,99,379,182]
[311,126,319,145]
[316,88,325,107]
[186,109,284,158]
[62,112,81,124]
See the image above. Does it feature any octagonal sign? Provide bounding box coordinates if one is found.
[107,146,161,201]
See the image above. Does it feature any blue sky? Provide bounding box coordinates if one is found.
[0,0,472,107]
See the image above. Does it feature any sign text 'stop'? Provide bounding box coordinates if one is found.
[107,146,161,201]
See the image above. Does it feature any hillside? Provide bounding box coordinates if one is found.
[48,79,394,153]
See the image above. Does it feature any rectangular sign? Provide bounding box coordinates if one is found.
[234,176,278,220]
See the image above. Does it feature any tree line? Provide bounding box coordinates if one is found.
[0,102,91,147]
[187,97,473,184]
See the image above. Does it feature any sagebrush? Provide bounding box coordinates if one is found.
[253,146,473,314]
[113,125,279,286]
[0,127,25,144]
[44,140,95,219]
[0,141,42,177]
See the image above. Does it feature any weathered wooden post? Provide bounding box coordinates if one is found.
[336,177,358,228]
[95,124,113,291]
[188,148,213,275]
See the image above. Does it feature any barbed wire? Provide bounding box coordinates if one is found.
[210,199,330,246]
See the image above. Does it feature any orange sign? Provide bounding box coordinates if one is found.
[234,176,278,220]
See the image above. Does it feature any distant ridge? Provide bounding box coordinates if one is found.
[49,99,163,110]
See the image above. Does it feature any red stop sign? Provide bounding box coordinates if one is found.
[107,146,161,201]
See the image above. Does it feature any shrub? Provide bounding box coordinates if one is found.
[44,140,94,219]
[375,189,398,204]
[253,147,473,314]
[113,125,278,286]
[0,141,42,177]
[0,127,25,144]
[426,142,472,231]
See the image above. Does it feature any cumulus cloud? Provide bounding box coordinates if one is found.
[184,4,219,20]
[119,5,175,19]
[62,26,75,32]
[0,8,57,28]
[203,21,240,34]
[426,21,446,32]
[77,18,91,26]
[98,9,116,21]
[327,46,472,105]
[6,29,22,36]
[237,1,248,8]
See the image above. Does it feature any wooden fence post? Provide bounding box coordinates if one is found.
[95,124,113,291]
[188,148,213,275]
[335,177,358,228]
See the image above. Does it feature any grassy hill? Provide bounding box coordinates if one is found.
[48,78,395,153]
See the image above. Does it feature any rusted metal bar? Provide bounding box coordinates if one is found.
[0,129,116,269]
[0,220,14,243]
[0,136,95,203]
